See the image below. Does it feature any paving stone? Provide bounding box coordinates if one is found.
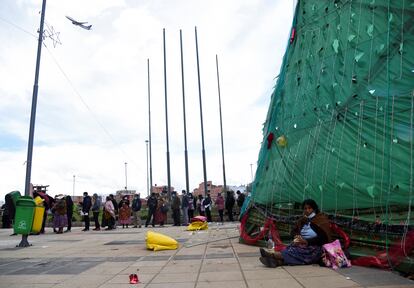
[296,275,361,288]
[151,272,198,283]
[247,278,304,288]
[237,252,260,257]
[173,254,202,260]
[205,253,234,259]
[243,268,293,280]
[196,281,247,288]
[337,267,414,287]
[142,255,171,261]
[198,271,244,282]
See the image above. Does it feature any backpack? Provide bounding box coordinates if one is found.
[322,239,351,269]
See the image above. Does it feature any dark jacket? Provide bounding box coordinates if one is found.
[92,197,101,212]
[291,213,332,246]
[171,196,181,210]
[181,195,189,208]
[147,195,157,210]
[237,193,246,207]
[82,195,92,213]
[132,197,142,212]
[66,196,74,216]
[225,193,235,210]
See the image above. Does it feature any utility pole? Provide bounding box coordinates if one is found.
[20,0,47,248]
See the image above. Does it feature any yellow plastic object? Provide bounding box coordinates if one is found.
[34,196,44,206]
[187,221,208,231]
[31,205,45,233]
[146,231,178,251]
[276,135,287,147]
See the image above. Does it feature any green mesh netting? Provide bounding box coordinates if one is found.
[251,0,414,224]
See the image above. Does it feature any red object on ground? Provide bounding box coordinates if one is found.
[239,213,286,251]
[352,230,414,269]
[129,274,139,284]
[267,133,274,149]
[191,216,207,223]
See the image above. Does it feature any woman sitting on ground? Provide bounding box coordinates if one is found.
[260,199,332,268]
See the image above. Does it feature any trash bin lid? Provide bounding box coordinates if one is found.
[16,196,36,207]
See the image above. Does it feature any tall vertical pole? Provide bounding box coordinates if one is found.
[73,175,76,197]
[124,162,128,191]
[163,28,172,200]
[180,30,190,194]
[20,0,47,248]
[145,140,150,198]
[216,55,227,193]
[147,59,153,195]
[195,27,208,196]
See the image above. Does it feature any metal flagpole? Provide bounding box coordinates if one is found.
[20,0,47,248]
[73,175,76,197]
[216,54,227,194]
[124,162,128,190]
[194,26,208,196]
[147,59,153,195]
[180,29,190,194]
[145,140,150,197]
[163,28,172,200]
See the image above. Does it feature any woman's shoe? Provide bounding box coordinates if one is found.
[259,256,278,268]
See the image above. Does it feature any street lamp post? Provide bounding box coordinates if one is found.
[20,0,47,248]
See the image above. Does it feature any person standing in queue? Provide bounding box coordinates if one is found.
[145,193,157,227]
[82,192,92,231]
[65,195,73,232]
[91,193,101,231]
[132,193,142,228]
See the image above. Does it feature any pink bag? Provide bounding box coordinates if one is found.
[322,239,351,269]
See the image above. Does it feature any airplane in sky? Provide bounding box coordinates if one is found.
[65,16,92,30]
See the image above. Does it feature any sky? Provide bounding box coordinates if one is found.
[0,0,296,200]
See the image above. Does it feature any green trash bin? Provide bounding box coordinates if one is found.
[7,191,21,206]
[13,196,35,235]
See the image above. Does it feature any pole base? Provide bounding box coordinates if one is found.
[17,235,31,247]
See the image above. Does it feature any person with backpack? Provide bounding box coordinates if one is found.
[132,193,142,228]
[82,192,92,231]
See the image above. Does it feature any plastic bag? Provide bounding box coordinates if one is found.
[322,239,351,269]
[187,221,208,231]
[146,231,178,251]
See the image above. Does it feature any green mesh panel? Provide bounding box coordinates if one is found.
[251,0,414,223]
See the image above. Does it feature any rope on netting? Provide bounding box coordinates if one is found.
[352,101,364,220]
[333,108,349,216]
[399,0,405,79]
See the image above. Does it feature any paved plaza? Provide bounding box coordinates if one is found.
[0,223,412,288]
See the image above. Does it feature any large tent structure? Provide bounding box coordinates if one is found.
[242,0,414,274]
